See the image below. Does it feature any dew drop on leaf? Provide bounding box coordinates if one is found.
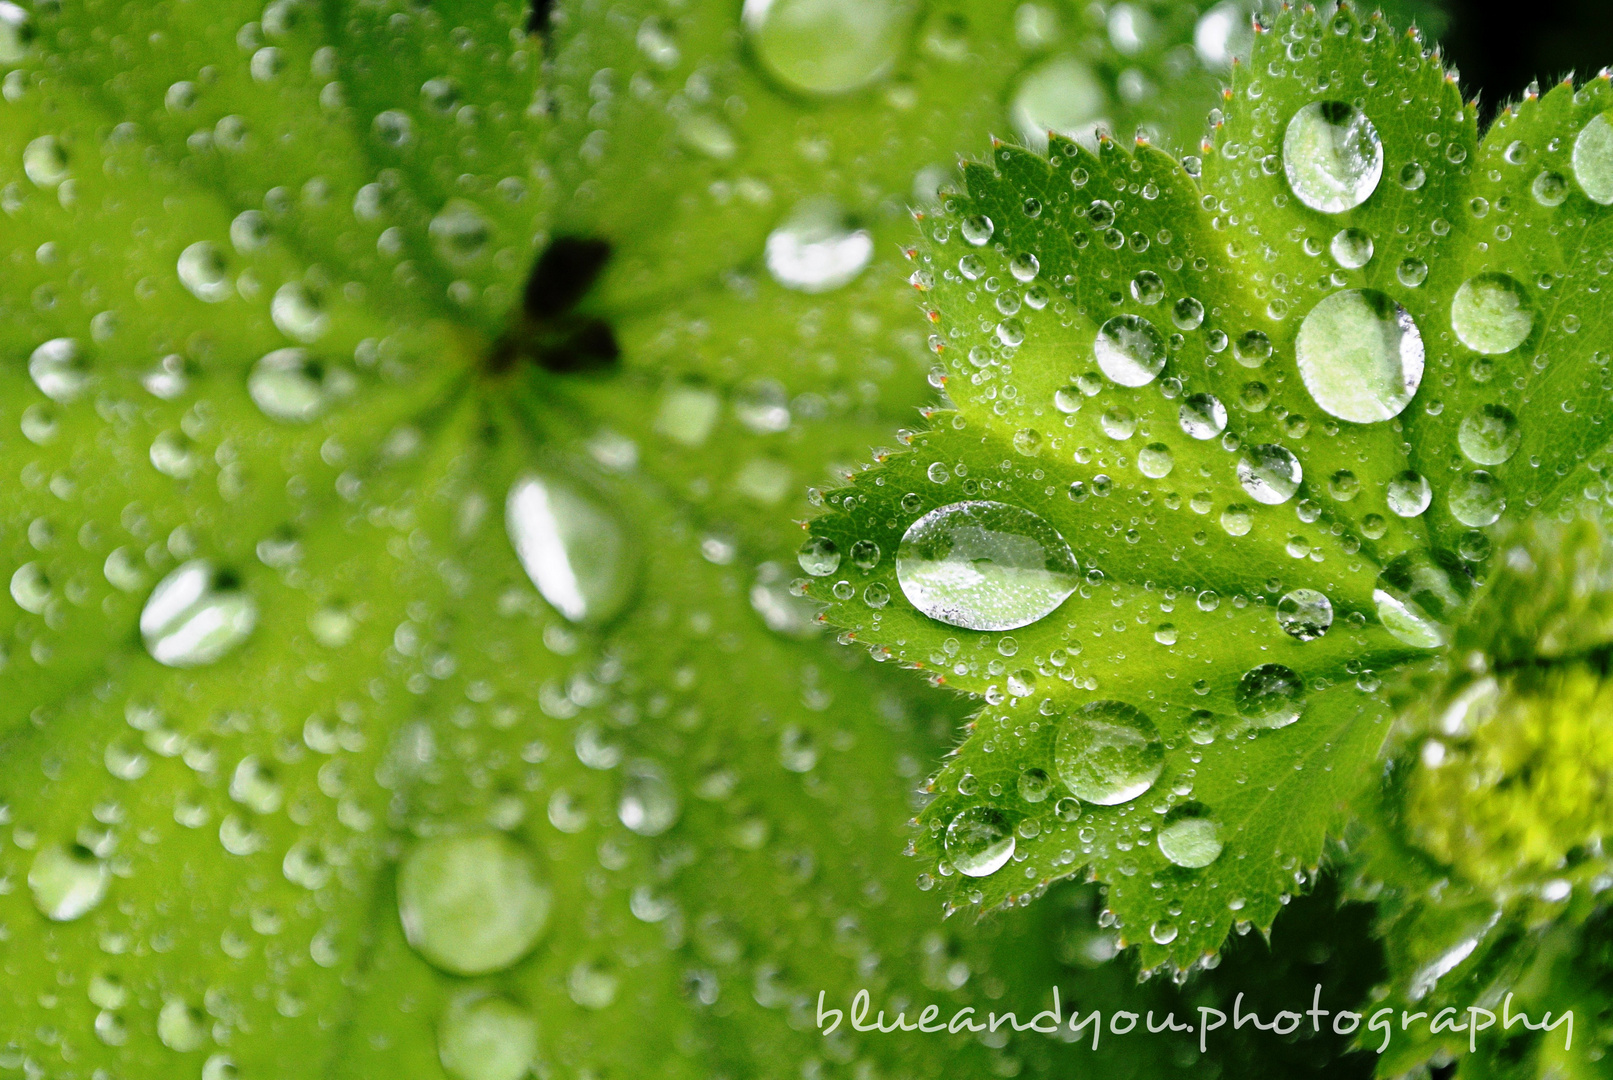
[1017,767,1053,803]
[1150,919,1179,945]
[506,475,634,625]
[27,843,109,922]
[157,997,208,1052]
[397,833,551,976]
[1171,296,1205,330]
[1054,700,1164,805]
[1531,169,1569,206]
[1009,56,1106,153]
[894,500,1079,631]
[429,199,493,265]
[1093,314,1166,387]
[177,241,232,302]
[1178,392,1227,439]
[249,348,346,423]
[1451,272,1533,355]
[1157,803,1224,868]
[1276,588,1333,641]
[1572,111,1613,204]
[1373,550,1470,648]
[1235,663,1306,729]
[0,0,32,63]
[1457,404,1520,465]
[1396,257,1429,287]
[960,213,995,246]
[1449,470,1506,527]
[618,760,680,837]
[271,281,329,343]
[1137,442,1174,479]
[797,536,841,576]
[741,0,914,96]
[1236,443,1302,505]
[22,133,68,187]
[764,198,874,293]
[437,992,539,1080]
[944,805,1016,877]
[1329,227,1373,268]
[1386,470,1432,518]
[1282,101,1383,213]
[1295,288,1423,423]
[139,560,258,667]
[28,337,88,402]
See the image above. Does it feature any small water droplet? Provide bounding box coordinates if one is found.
[1137,443,1174,478]
[1172,296,1205,330]
[1017,767,1053,803]
[1094,314,1166,387]
[1329,227,1373,268]
[618,760,679,837]
[895,501,1078,631]
[945,805,1016,877]
[28,844,109,921]
[1396,257,1428,287]
[764,198,873,293]
[1235,663,1305,728]
[506,475,634,625]
[157,997,208,1052]
[177,241,232,302]
[1276,589,1333,640]
[430,199,493,265]
[398,832,551,976]
[140,560,258,667]
[1295,288,1423,423]
[1451,273,1533,355]
[1236,443,1302,505]
[271,281,329,343]
[249,349,348,423]
[1458,404,1520,465]
[23,134,69,187]
[1157,804,1223,868]
[1282,101,1383,213]
[29,338,88,402]
[1449,470,1505,527]
[1532,170,1568,206]
[1386,470,1432,517]
[1054,700,1163,805]
[1179,393,1227,439]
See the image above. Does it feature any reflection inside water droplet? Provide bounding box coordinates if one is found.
[1235,663,1305,729]
[1276,588,1333,641]
[1158,803,1223,868]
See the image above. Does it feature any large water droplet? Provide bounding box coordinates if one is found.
[1329,227,1373,269]
[1157,804,1223,868]
[1451,273,1533,355]
[764,198,873,293]
[742,0,915,95]
[177,242,231,302]
[1458,404,1520,465]
[29,338,89,402]
[1010,55,1107,153]
[944,805,1016,877]
[1282,101,1383,213]
[438,992,539,1080]
[1093,314,1166,387]
[1295,289,1423,423]
[618,760,679,837]
[271,281,329,343]
[398,832,551,976]
[1276,588,1333,641]
[1237,444,1302,505]
[1449,470,1505,527]
[895,501,1078,631]
[22,134,69,187]
[1572,111,1613,204]
[1235,663,1305,729]
[1374,551,1471,648]
[140,560,258,668]
[249,349,350,423]
[506,475,634,625]
[1054,700,1163,805]
[28,844,109,921]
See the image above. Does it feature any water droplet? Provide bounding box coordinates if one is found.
[1532,170,1568,206]
[157,998,208,1052]
[1398,161,1426,191]
[1396,257,1428,287]
[1237,444,1302,505]
[1179,393,1227,439]
[1017,767,1053,803]
[945,805,1016,877]
[1386,470,1432,517]
[742,0,915,95]
[1093,314,1166,387]
[140,560,258,667]
[1054,700,1164,805]
[0,1,33,63]
[1373,550,1470,648]
[249,349,347,423]
[1329,227,1373,268]
[1572,111,1613,204]
[177,242,231,302]
[29,338,88,402]
[1458,404,1520,465]
[438,992,539,1080]
[797,536,841,577]
[1449,470,1505,527]
[618,760,679,836]
[1282,101,1383,213]
[1233,330,1272,368]
[22,134,68,187]
[1157,804,1223,868]
[506,474,634,625]
[1194,1,1252,68]
[895,501,1078,631]
[764,198,873,293]
[430,199,493,265]
[271,281,329,343]
[1130,271,1165,305]
[1010,55,1106,153]
[1137,443,1174,479]
[1149,919,1179,944]
[1235,663,1305,728]
[1172,296,1205,330]
[398,832,551,976]
[1451,273,1533,355]
[1295,288,1423,423]
[28,844,109,921]
[1276,589,1333,641]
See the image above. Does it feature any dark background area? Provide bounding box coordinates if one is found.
[1436,0,1613,121]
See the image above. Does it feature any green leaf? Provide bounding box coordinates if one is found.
[807,3,1613,970]
[0,0,1289,1078]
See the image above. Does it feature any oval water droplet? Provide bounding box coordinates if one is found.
[618,760,679,837]
[764,197,873,293]
[1458,404,1520,465]
[398,832,551,976]
[1093,314,1166,387]
[944,805,1016,877]
[438,992,539,1080]
[1282,101,1383,213]
[1451,273,1533,355]
[28,844,109,921]
[1237,444,1303,505]
[894,501,1078,631]
[1054,700,1164,805]
[1178,393,1227,439]
[1386,470,1432,518]
[1572,111,1613,204]
[1235,663,1305,729]
[1295,288,1423,423]
[140,560,258,668]
[177,241,231,302]
[1373,550,1471,648]
[271,281,329,343]
[22,134,69,187]
[1329,227,1373,268]
[1157,804,1223,868]
[742,0,914,95]
[1449,470,1505,527]
[249,348,347,423]
[506,474,634,625]
[29,338,88,402]
[1276,589,1333,641]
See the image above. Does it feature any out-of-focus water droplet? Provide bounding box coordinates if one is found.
[202,1056,238,1080]
[1276,589,1333,641]
[895,500,1078,631]
[1449,470,1505,527]
[231,209,270,253]
[1374,550,1470,648]
[23,134,68,187]
[1235,663,1305,728]
[506,474,633,625]
[28,844,109,921]
[1094,314,1166,387]
[1179,392,1227,439]
[1572,112,1613,204]
[618,760,679,837]
[742,0,914,95]
[1194,1,1252,68]
[249,348,349,423]
[140,560,258,668]
[1451,273,1533,355]
[177,241,231,302]
[1158,804,1223,868]
[29,338,88,402]
[430,199,493,265]
[1295,288,1423,423]
[1282,101,1383,213]
[1054,700,1163,805]
[230,755,282,815]
[945,805,1016,877]
[438,992,539,1080]
[1458,404,1520,465]
[157,998,208,1053]
[1329,227,1373,268]
[1011,55,1106,152]
[764,197,873,293]
[398,832,551,976]
[1386,470,1432,518]
[1237,443,1302,505]
[271,281,329,343]
[0,1,33,63]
